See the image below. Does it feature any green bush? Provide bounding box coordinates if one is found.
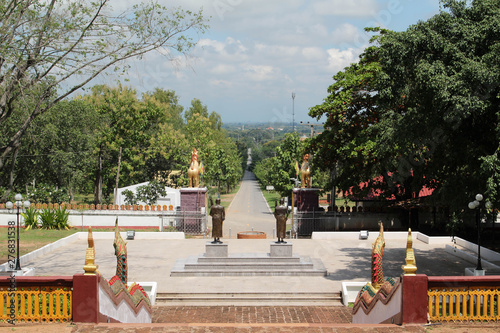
[55,207,70,230]
[22,207,39,230]
[39,208,57,229]
[27,185,70,203]
[39,207,70,230]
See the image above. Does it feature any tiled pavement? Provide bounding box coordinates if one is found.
[3,306,500,332]
[151,306,353,324]
[40,306,430,332]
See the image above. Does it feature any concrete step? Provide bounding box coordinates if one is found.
[171,255,327,276]
[198,256,302,263]
[155,292,342,306]
[184,262,314,270]
[170,268,327,276]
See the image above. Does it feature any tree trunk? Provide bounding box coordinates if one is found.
[113,147,122,205]
[94,147,103,205]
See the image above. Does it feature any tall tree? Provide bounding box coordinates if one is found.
[81,84,171,203]
[376,0,500,210]
[0,0,208,178]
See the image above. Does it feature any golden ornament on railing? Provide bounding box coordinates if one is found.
[83,226,98,275]
[402,228,417,276]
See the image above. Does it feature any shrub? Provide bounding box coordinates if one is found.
[55,207,70,230]
[22,207,40,230]
[39,208,57,229]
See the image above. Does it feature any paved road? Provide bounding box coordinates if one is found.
[223,170,275,239]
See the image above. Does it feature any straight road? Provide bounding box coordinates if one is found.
[223,170,275,239]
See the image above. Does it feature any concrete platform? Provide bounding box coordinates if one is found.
[19,233,485,305]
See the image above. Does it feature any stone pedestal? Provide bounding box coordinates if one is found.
[270,242,293,257]
[179,187,207,233]
[205,242,228,257]
[180,187,207,211]
[293,188,319,212]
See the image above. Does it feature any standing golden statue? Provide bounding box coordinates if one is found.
[188,148,200,187]
[210,197,225,244]
[274,198,289,243]
[300,153,311,188]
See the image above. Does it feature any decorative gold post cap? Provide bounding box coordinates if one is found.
[402,228,417,276]
[83,226,98,275]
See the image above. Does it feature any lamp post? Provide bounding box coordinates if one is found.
[468,193,492,274]
[6,194,30,271]
[291,92,296,132]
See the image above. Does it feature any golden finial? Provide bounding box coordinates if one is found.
[402,228,417,276]
[83,226,98,275]
[371,222,385,290]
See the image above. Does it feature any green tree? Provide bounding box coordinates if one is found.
[255,133,303,197]
[18,99,100,199]
[309,39,389,199]
[375,0,500,211]
[0,0,208,180]
[82,84,172,203]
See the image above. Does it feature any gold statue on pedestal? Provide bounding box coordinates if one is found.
[300,154,311,188]
[188,148,200,187]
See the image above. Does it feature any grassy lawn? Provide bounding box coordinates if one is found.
[262,190,281,209]
[0,227,78,265]
[0,226,162,265]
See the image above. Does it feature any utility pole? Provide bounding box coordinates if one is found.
[299,121,323,138]
[292,92,296,132]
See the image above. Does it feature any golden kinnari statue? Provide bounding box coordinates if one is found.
[300,153,311,188]
[371,222,385,290]
[402,228,417,275]
[83,226,98,275]
[188,148,200,187]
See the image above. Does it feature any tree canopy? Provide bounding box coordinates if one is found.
[309,0,499,213]
[0,0,208,184]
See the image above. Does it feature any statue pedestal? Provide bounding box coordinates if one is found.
[293,188,319,212]
[179,187,207,233]
[270,242,293,257]
[180,187,207,211]
[205,242,228,257]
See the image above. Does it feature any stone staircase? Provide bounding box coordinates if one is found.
[171,254,327,276]
[170,242,327,277]
[155,291,342,306]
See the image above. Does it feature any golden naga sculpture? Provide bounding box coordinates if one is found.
[371,222,385,290]
[300,153,311,188]
[402,228,417,275]
[113,217,128,285]
[83,226,98,275]
[188,148,200,187]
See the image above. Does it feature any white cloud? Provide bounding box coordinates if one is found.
[244,65,278,82]
[326,48,360,73]
[313,0,379,17]
[331,23,363,44]
[301,47,324,61]
[210,64,236,75]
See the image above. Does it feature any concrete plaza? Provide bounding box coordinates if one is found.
[23,231,470,299]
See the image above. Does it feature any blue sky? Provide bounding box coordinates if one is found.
[97,0,443,124]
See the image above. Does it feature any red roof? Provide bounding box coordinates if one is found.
[347,173,435,201]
